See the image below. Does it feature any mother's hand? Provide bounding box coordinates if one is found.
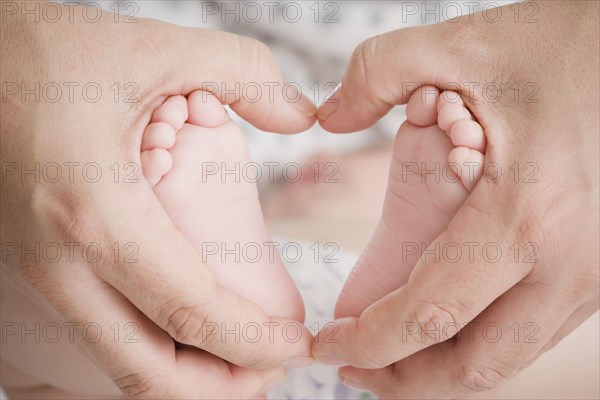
[1,4,315,398]
[313,1,599,397]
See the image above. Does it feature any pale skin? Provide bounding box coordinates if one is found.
[1,1,598,400]
[0,4,316,399]
[140,91,307,327]
[2,60,489,400]
[313,1,599,398]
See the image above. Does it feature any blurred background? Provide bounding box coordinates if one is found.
[119,0,500,251]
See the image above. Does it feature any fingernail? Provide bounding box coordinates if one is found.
[298,94,318,117]
[315,355,348,366]
[343,377,370,392]
[261,371,286,393]
[317,83,342,121]
[282,356,313,368]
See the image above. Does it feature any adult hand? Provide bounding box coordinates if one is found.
[313,1,599,398]
[1,4,316,399]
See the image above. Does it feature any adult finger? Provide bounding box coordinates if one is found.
[1,258,286,399]
[337,277,585,398]
[313,188,534,368]
[90,183,313,369]
[136,23,317,133]
[16,5,316,133]
[316,16,478,132]
[28,169,312,373]
[334,108,467,319]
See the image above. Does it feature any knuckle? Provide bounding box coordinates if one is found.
[160,300,210,345]
[406,286,468,345]
[337,34,392,123]
[235,35,277,124]
[451,358,512,393]
[357,343,391,368]
[352,36,380,86]
[415,302,461,344]
[241,36,276,80]
[240,344,274,369]
[114,368,170,399]
[350,36,383,99]
[353,318,396,368]
[46,191,98,244]
[516,187,599,299]
[513,205,546,255]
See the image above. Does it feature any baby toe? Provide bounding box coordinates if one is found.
[406,85,440,127]
[449,146,484,192]
[151,95,189,130]
[141,148,173,187]
[187,90,230,128]
[437,90,465,112]
[449,119,487,153]
[438,103,472,132]
[141,122,176,151]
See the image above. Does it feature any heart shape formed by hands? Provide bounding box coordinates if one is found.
[3,2,597,398]
[140,85,487,341]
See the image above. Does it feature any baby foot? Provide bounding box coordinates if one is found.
[433,90,487,192]
[140,91,304,321]
[336,86,487,317]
